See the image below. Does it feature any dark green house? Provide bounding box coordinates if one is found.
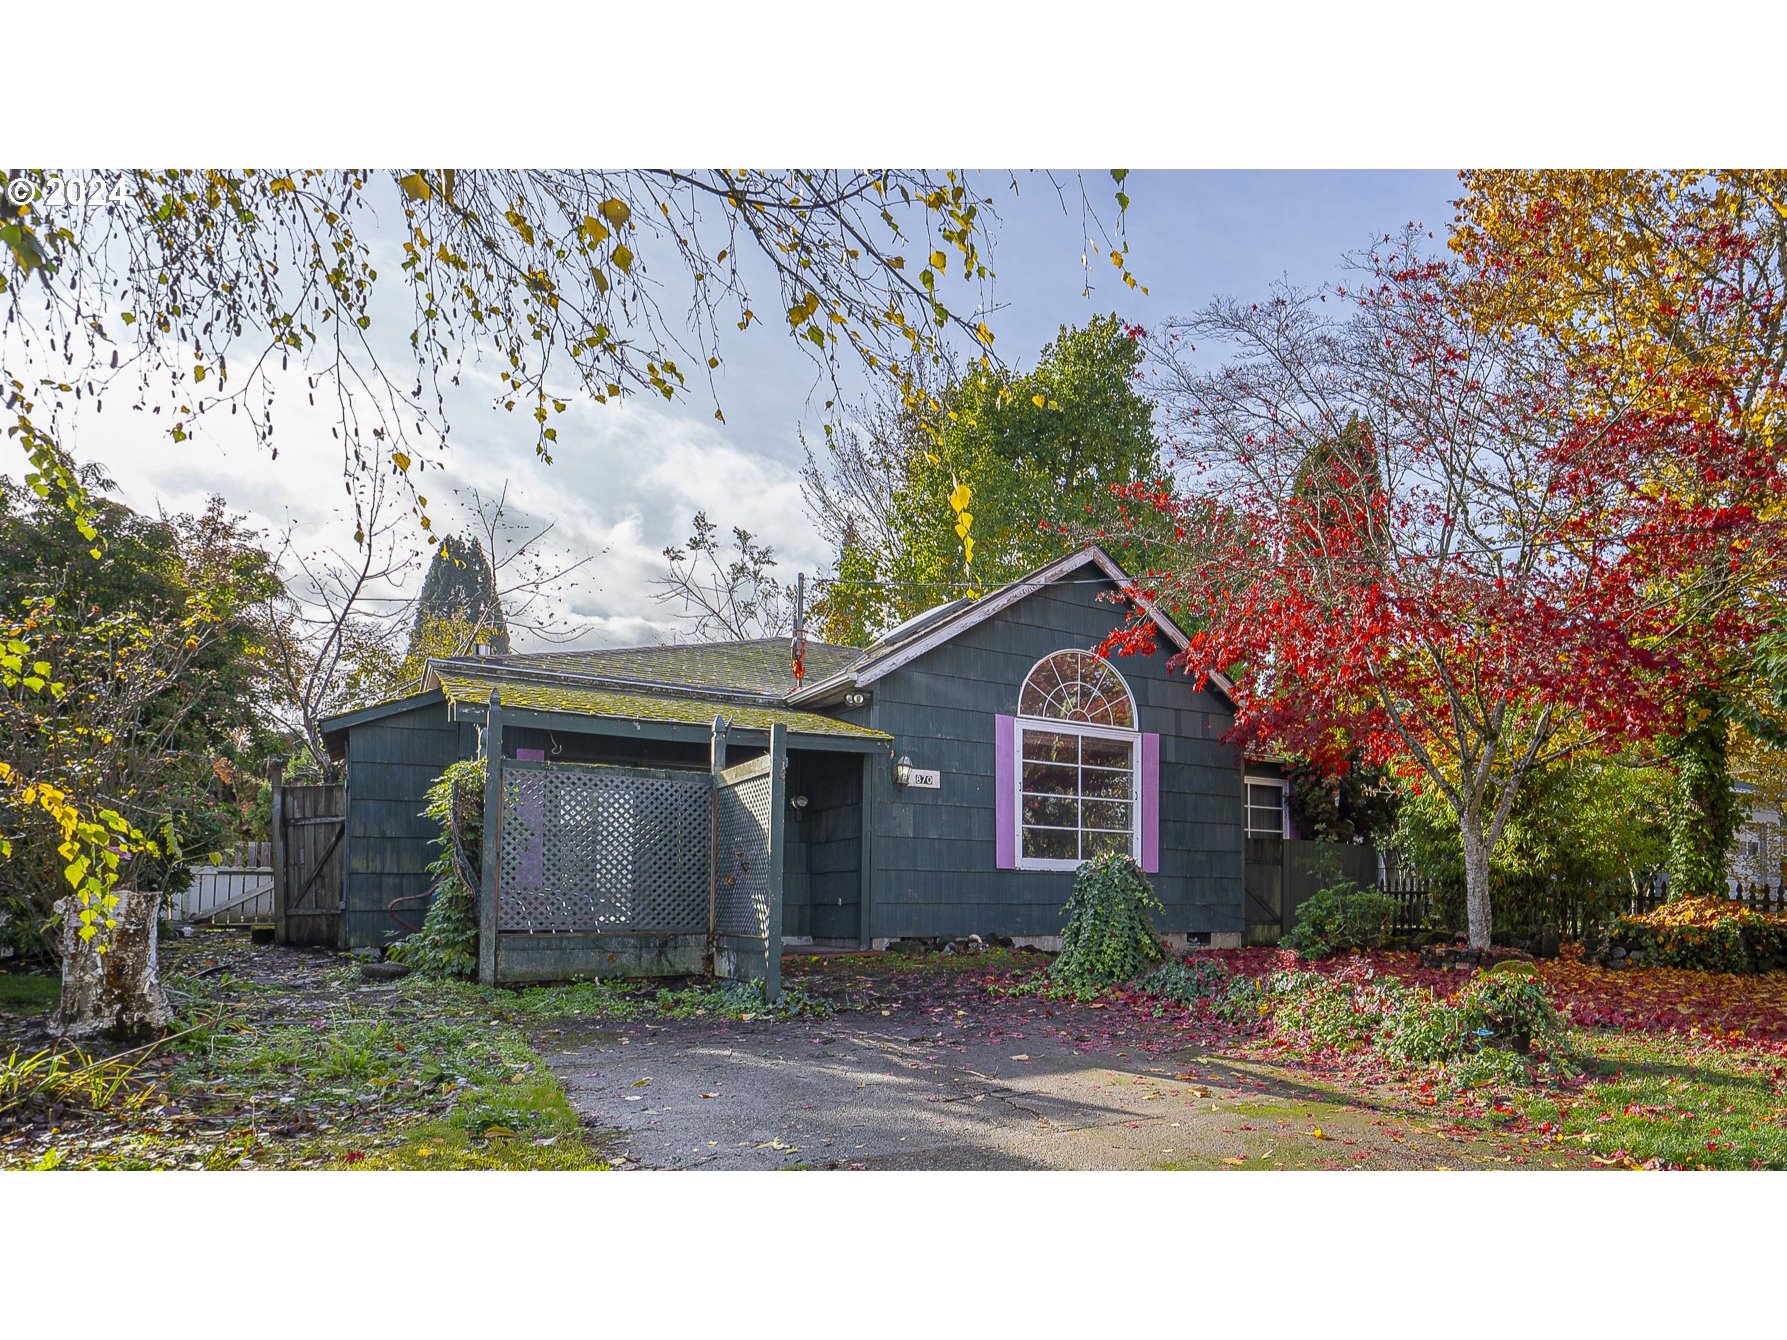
[321,545,1251,984]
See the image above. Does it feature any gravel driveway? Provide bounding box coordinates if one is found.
[539,992,1550,1171]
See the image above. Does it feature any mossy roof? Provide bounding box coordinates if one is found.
[470,638,862,697]
[432,670,890,741]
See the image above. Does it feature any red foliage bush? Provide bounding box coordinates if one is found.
[1190,946,1787,1048]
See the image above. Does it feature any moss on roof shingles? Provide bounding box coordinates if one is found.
[475,638,862,697]
[434,671,889,741]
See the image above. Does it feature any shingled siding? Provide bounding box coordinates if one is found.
[343,700,471,948]
[861,581,1243,941]
[782,750,863,942]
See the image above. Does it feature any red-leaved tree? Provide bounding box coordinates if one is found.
[1104,231,1777,948]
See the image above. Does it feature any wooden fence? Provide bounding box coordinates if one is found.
[169,841,275,926]
[1377,870,1787,938]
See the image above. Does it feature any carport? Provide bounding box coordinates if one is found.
[439,670,890,993]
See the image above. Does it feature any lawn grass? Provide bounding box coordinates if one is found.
[0,973,59,1014]
[161,981,615,1170]
[399,972,834,1023]
[1510,1032,1787,1169]
[1,943,621,1169]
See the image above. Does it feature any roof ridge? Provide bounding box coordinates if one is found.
[493,634,854,659]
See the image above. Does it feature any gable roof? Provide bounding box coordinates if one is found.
[789,544,1231,704]
[320,544,1224,755]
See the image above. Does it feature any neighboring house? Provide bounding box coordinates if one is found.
[320,544,1255,980]
[1731,780,1785,887]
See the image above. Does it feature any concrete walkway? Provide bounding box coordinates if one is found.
[539,1009,1549,1171]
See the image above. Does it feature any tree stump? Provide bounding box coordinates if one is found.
[52,889,173,1043]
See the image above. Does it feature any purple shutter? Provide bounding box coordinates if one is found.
[995,714,1016,870]
[1141,732,1161,873]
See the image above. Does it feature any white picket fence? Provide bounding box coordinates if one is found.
[170,841,275,926]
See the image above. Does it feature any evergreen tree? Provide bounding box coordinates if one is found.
[410,534,511,655]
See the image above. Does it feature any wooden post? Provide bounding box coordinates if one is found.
[764,723,786,1002]
[706,714,729,976]
[268,759,287,945]
[478,692,504,986]
[857,752,875,950]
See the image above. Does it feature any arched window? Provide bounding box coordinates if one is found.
[1018,650,1136,727]
[1014,651,1140,869]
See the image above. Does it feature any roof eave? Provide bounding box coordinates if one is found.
[317,687,446,759]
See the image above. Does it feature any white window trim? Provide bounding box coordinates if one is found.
[1244,774,1289,838]
[1014,718,1142,872]
[1015,649,1138,728]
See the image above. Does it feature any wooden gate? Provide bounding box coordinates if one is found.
[1244,838,1381,945]
[1243,836,1285,945]
[272,770,345,948]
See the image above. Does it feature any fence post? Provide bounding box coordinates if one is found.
[764,723,786,1002]
[705,715,729,976]
[478,693,504,986]
[268,759,287,945]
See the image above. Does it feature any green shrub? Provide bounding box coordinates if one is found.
[1220,962,1576,1087]
[1280,880,1398,959]
[1455,973,1569,1056]
[1445,1046,1531,1092]
[1377,973,1568,1067]
[652,978,832,1020]
[1598,909,1787,974]
[1377,988,1482,1065]
[1269,974,1385,1050]
[1051,853,1164,993]
[1210,974,1273,1024]
[388,758,485,979]
[1134,956,1229,1007]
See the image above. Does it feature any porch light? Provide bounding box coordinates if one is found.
[894,755,912,787]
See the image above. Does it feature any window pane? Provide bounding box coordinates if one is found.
[1023,794,1079,829]
[1083,829,1131,858]
[1082,766,1133,800]
[1019,650,1135,727]
[1022,826,1077,860]
[1247,784,1281,809]
[1021,762,1078,797]
[1081,736,1133,769]
[1083,799,1133,831]
[1022,730,1078,764]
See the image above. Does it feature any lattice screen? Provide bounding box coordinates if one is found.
[497,765,710,933]
[715,767,775,938]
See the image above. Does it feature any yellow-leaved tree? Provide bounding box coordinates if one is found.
[1451,170,1787,897]
[1,168,1138,1029]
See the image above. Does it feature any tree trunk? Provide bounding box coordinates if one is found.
[52,889,173,1044]
[1665,691,1738,900]
[1461,813,1494,951]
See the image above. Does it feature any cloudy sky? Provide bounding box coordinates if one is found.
[68,169,1460,650]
